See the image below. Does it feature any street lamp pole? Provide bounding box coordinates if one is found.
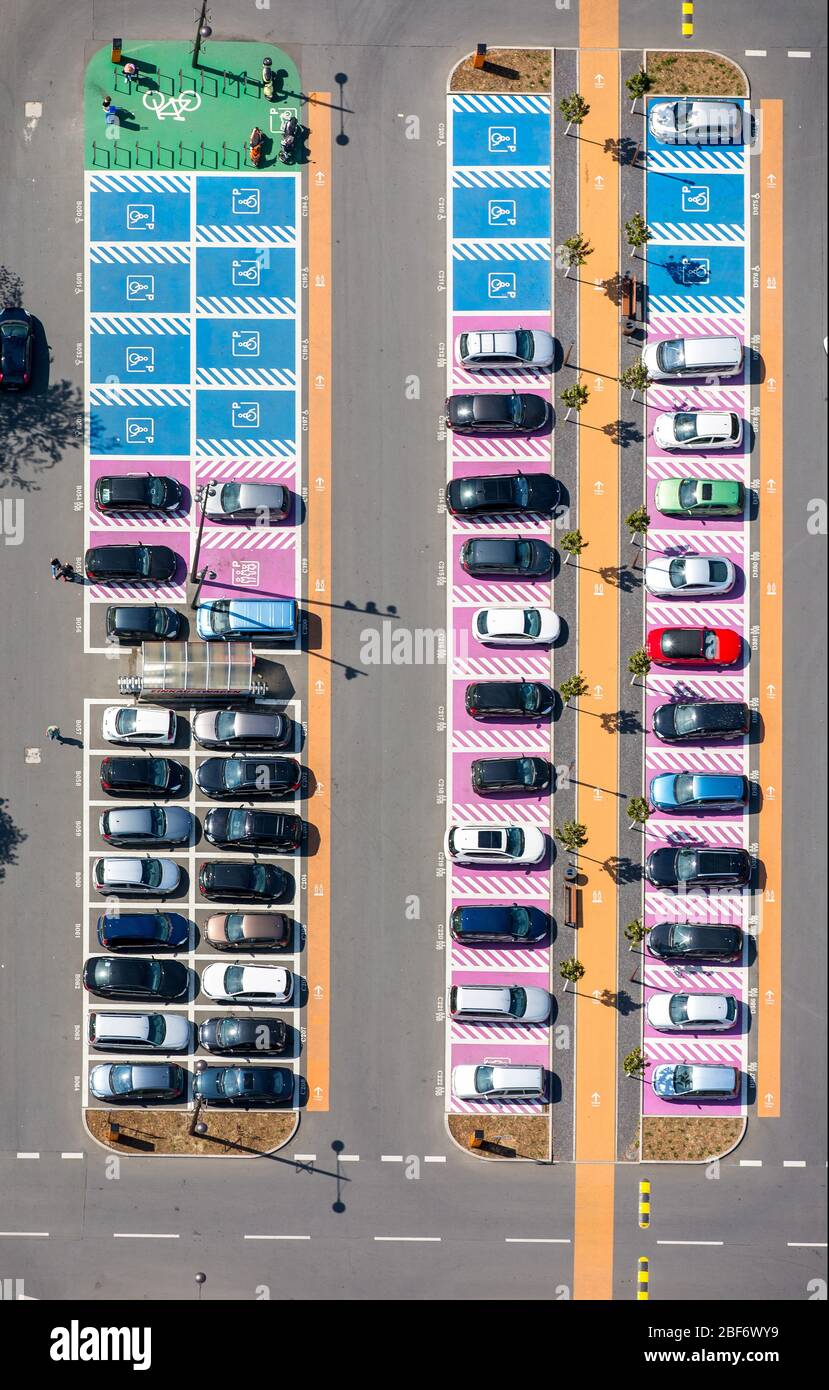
[190,566,216,612]
[191,479,217,582]
[192,2,212,69]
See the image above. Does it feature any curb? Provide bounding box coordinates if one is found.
[82,1106,300,1159]
[643,47,751,99]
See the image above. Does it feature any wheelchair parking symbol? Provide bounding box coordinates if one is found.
[488,125,516,154]
[232,330,261,357]
[125,417,155,444]
[125,346,155,374]
[232,187,261,216]
[232,259,261,287]
[126,275,155,301]
[682,185,710,213]
[488,199,517,226]
[232,401,260,429]
[126,203,155,230]
[488,271,517,299]
[680,257,710,285]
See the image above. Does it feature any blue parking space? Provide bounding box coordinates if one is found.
[90,258,191,315]
[90,188,191,242]
[90,332,190,387]
[196,318,296,386]
[195,389,296,453]
[646,245,746,301]
[452,184,551,240]
[452,110,551,167]
[645,99,747,158]
[196,246,296,313]
[195,174,296,241]
[648,173,745,228]
[88,397,190,457]
[453,256,551,313]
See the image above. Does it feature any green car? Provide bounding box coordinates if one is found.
[655,477,745,519]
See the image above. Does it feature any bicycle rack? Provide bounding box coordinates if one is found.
[222,142,241,169]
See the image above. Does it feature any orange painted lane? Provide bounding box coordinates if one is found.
[757,101,783,1118]
[305,94,332,1112]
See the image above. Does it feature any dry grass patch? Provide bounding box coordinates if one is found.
[450,49,551,94]
[646,51,747,97]
[86,1107,297,1157]
[642,1115,744,1163]
[448,1113,551,1161]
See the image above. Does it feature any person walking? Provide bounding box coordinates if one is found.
[50,557,63,581]
[61,563,77,583]
[102,96,120,128]
[123,61,138,88]
[47,725,61,742]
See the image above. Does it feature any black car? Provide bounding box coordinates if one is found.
[652,700,751,743]
[450,904,549,945]
[0,307,34,388]
[445,392,551,434]
[82,955,189,1001]
[85,545,178,583]
[465,681,555,720]
[648,921,744,963]
[100,756,185,797]
[646,847,752,888]
[195,757,301,799]
[198,860,291,902]
[471,757,552,795]
[447,472,561,517]
[94,474,183,514]
[105,605,182,643]
[198,1017,289,1055]
[459,536,554,577]
[204,809,303,852]
[96,912,190,951]
[193,1065,294,1107]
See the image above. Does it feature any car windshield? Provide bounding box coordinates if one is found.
[516,541,532,568]
[217,1020,242,1046]
[220,762,245,789]
[668,995,690,1024]
[224,913,245,943]
[141,860,163,889]
[514,476,529,507]
[673,414,699,443]
[668,559,688,587]
[134,547,151,575]
[675,851,698,881]
[115,709,138,735]
[678,480,699,509]
[672,1065,694,1094]
[1,321,28,338]
[657,339,685,372]
[147,478,167,506]
[522,610,541,637]
[510,907,531,938]
[147,761,168,788]
[220,484,241,513]
[149,810,167,837]
[518,759,535,786]
[508,986,529,1018]
[509,395,524,423]
[110,1066,137,1095]
[209,604,231,635]
[505,827,525,857]
[147,1017,166,1045]
[709,561,729,583]
[151,609,168,635]
[514,330,533,361]
[673,103,692,133]
[673,775,696,805]
[226,810,249,838]
[703,630,718,659]
[251,866,268,892]
[474,1066,495,1095]
[224,966,245,994]
[215,713,238,740]
[672,705,699,735]
[519,683,539,713]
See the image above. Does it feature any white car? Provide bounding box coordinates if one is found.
[647,992,739,1033]
[102,706,178,745]
[653,411,743,451]
[93,856,181,896]
[200,963,293,1005]
[644,554,736,597]
[204,482,290,522]
[648,100,743,146]
[452,1064,547,1101]
[641,335,743,381]
[472,606,560,646]
[449,984,552,1024]
[444,823,546,866]
[457,328,555,369]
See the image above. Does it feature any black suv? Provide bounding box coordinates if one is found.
[647,921,744,963]
[198,860,291,902]
[652,700,751,742]
[446,473,561,517]
[105,605,182,643]
[94,474,183,514]
[471,757,551,794]
[445,392,550,434]
[99,756,186,797]
[85,545,178,583]
[465,681,555,720]
[83,955,189,1001]
[195,757,301,799]
[203,809,303,852]
[459,536,554,577]
[0,307,34,388]
[198,1017,288,1055]
[450,904,549,945]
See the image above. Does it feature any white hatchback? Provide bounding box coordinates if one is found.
[472,606,560,646]
[644,554,736,597]
[647,992,738,1032]
[102,706,178,744]
[200,963,293,1005]
[653,411,744,451]
[444,823,546,866]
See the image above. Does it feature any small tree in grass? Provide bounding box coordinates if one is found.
[624,212,652,256]
[559,957,586,993]
[623,1046,648,1080]
[559,92,590,133]
[625,505,650,544]
[628,647,651,686]
[561,529,586,565]
[625,68,651,113]
[561,383,589,421]
[619,360,652,400]
[555,820,589,856]
[627,796,651,831]
[623,918,650,952]
[559,673,590,707]
[560,233,593,278]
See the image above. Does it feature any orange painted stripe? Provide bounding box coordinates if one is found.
[580,0,619,50]
[572,40,620,1301]
[757,101,783,1118]
[305,94,332,1112]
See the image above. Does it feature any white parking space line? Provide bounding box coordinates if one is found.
[783,1160,806,1167]
[787,50,811,57]
[293,1154,316,1163]
[740,1159,762,1166]
[61,1153,85,1160]
[0,1232,49,1238]
[338,1154,360,1163]
[656,1240,724,1247]
[16,1153,39,1159]
[381,1155,403,1162]
[505,1237,570,1244]
[787,1241,827,1248]
[112,1232,180,1240]
[423,1155,447,1163]
[744,50,767,56]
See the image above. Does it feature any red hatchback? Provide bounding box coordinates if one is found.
[646,626,741,666]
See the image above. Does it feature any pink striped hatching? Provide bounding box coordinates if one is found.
[645,821,747,847]
[646,601,745,627]
[645,746,747,774]
[201,528,297,551]
[450,870,550,901]
[452,728,551,755]
[646,673,746,699]
[644,529,745,558]
[647,455,748,482]
[647,314,745,341]
[643,1038,744,1065]
[451,944,549,972]
[648,385,746,411]
[451,436,549,464]
[195,458,296,483]
[645,890,748,924]
[448,1098,547,1115]
[645,964,746,993]
[87,581,185,603]
[89,510,190,531]
[450,1022,549,1043]
[452,582,552,607]
[453,656,551,680]
[449,512,551,534]
[451,801,550,827]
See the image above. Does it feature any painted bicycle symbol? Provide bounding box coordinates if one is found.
[143,88,202,122]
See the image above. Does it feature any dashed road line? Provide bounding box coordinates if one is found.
[740,1159,763,1167]
[745,50,767,57]
[787,50,811,57]
[505,1237,570,1244]
[787,1241,827,1248]
[657,1240,724,1246]
[381,1155,403,1162]
[0,1232,50,1238]
[61,1152,85,1160]
[16,1153,39,1160]
[338,1154,360,1163]
[373,1236,441,1243]
[244,1234,311,1241]
[423,1155,447,1163]
[113,1232,180,1239]
[783,1161,806,1168]
[293,1153,317,1163]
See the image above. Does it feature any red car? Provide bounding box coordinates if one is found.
[646,626,741,667]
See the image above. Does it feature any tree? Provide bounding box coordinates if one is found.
[623,1046,648,1079]
[624,212,652,255]
[625,504,650,543]
[559,673,590,707]
[627,796,651,830]
[561,382,589,421]
[619,360,652,400]
[623,918,650,952]
[628,647,651,686]
[561,529,586,565]
[560,233,593,278]
[625,68,651,113]
[559,92,590,133]
[559,957,586,993]
[555,820,589,855]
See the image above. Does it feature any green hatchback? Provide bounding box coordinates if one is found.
[655,477,745,518]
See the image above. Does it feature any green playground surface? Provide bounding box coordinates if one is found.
[84,40,301,172]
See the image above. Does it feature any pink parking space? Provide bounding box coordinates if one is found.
[88,458,191,531]
[451,432,551,471]
[194,457,298,491]
[452,751,551,818]
[451,676,552,745]
[85,528,188,602]
[193,535,299,604]
[450,312,556,392]
[644,888,748,929]
[449,864,551,903]
[648,313,745,346]
[451,533,553,609]
[643,1036,746,1118]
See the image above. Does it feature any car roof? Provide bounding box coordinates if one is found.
[661,628,705,657]
[683,336,742,366]
[92,1012,152,1039]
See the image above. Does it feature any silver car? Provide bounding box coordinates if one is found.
[456,328,555,369]
[192,708,292,750]
[646,992,738,1032]
[205,482,290,522]
[648,99,744,145]
[449,984,552,1024]
[88,1011,192,1052]
[99,806,193,848]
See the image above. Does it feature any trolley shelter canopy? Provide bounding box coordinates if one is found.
[120,642,264,700]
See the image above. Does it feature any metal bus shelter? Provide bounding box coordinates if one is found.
[117,642,268,702]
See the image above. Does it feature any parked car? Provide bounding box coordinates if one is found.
[652,700,750,743]
[198,1017,288,1055]
[0,307,34,388]
[445,823,546,866]
[651,1063,741,1100]
[465,681,555,720]
[83,955,189,1000]
[100,756,185,797]
[646,992,738,1032]
[102,706,178,745]
[471,756,551,795]
[649,773,749,812]
[646,847,752,888]
[647,921,744,962]
[195,757,301,799]
[652,411,743,451]
[456,329,555,369]
[196,598,298,642]
[204,809,303,852]
[472,606,560,646]
[459,536,554,577]
[89,1063,186,1104]
[644,555,736,597]
[88,1011,192,1053]
[105,604,182,643]
[200,963,293,1005]
[452,1064,546,1101]
[446,473,561,517]
[449,904,549,945]
[648,99,744,145]
[646,626,741,667]
[198,860,290,902]
[94,474,183,513]
[445,392,550,434]
[193,1065,294,1107]
[204,912,293,952]
[93,856,181,897]
[449,984,552,1024]
[204,481,291,522]
[641,335,743,381]
[96,911,190,951]
[99,807,193,848]
[192,709,292,750]
[654,477,745,518]
[84,545,178,582]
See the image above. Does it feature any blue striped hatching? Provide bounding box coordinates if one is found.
[88,172,192,193]
[648,294,744,316]
[195,224,297,247]
[196,437,296,458]
[645,148,747,174]
[452,238,551,261]
[196,367,297,388]
[451,93,551,115]
[452,167,551,188]
[90,315,191,335]
[195,295,296,317]
[90,244,191,264]
[89,384,191,406]
[649,222,744,245]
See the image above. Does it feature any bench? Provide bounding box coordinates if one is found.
[621,274,637,327]
[564,881,579,930]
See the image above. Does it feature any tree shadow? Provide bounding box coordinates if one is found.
[600,708,642,735]
[0,798,27,882]
[602,136,642,166]
[0,376,90,490]
[603,855,643,884]
[599,272,627,306]
[597,988,641,1015]
[602,418,643,448]
[598,564,640,593]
